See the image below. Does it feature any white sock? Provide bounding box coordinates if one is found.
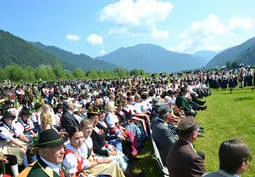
[10,164,19,177]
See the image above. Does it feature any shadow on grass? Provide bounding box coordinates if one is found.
[212,87,255,95]
[233,96,253,102]
[133,140,162,177]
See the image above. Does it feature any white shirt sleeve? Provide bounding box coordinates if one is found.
[63,153,78,174]
[0,127,14,142]
[29,118,35,130]
[13,122,24,137]
[79,143,91,169]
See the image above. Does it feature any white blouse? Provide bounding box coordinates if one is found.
[62,142,91,174]
[105,112,119,128]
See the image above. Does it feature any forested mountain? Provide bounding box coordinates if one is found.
[97,44,207,73]
[0,29,74,70]
[0,29,118,72]
[32,42,118,71]
[207,37,255,68]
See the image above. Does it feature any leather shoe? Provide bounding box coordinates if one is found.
[125,168,144,177]
[200,106,207,110]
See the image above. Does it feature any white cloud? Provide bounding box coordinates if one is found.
[171,14,255,53]
[66,34,80,41]
[98,49,106,55]
[168,40,193,52]
[228,17,255,31]
[179,33,188,39]
[101,0,172,40]
[151,26,169,39]
[100,0,173,25]
[191,14,226,35]
[108,28,129,35]
[87,34,103,45]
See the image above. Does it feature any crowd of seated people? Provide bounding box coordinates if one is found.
[0,68,252,177]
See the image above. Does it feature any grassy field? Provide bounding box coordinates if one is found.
[134,88,255,177]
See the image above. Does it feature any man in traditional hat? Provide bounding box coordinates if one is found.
[166,116,206,177]
[0,111,22,176]
[25,129,68,177]
[15,107,36,143]
[151,104,178,166]
[150,97,161,119]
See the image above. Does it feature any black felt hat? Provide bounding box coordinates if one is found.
[34,103,42,110]
[36,129,65,148]
[2,111,15,119]
[20,107,31,116]
[56,103,65,109]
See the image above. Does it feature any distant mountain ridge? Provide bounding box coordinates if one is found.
[97,44,208,73]
[32,42,118,71]
[2,28,255,73]
[0,29,118,72]
[207,37,255,68]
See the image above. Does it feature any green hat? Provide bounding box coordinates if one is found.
[36,129,65,148]
[88,105,101,116]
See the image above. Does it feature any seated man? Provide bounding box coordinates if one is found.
[203,138,252,177]
[175,87,196,116]
[166,116,206,177]
[15,107,36,143]
[151,104,178,166]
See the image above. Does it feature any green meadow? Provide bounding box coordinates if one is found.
[134,88,255,177]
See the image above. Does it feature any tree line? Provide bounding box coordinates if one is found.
[0,63,147,82]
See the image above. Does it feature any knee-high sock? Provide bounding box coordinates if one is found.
[10,164,19,177]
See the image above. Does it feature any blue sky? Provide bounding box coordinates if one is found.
[1,0,255,57]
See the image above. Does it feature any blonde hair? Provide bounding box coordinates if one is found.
[105,102,115,112]
[79,119,93,131]
[40,112,52,131]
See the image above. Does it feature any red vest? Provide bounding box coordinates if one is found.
[65,149,83,177]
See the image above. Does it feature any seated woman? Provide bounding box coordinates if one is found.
[62,125,125,177]
[105,102,138,159]
[40,111,56,131]
[87,107,128,172]
[116,100,146,150]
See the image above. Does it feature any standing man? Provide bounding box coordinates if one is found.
[203,138,252,177]
[166,116,206,177]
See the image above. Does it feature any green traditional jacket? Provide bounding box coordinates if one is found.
[26,158,68,177]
